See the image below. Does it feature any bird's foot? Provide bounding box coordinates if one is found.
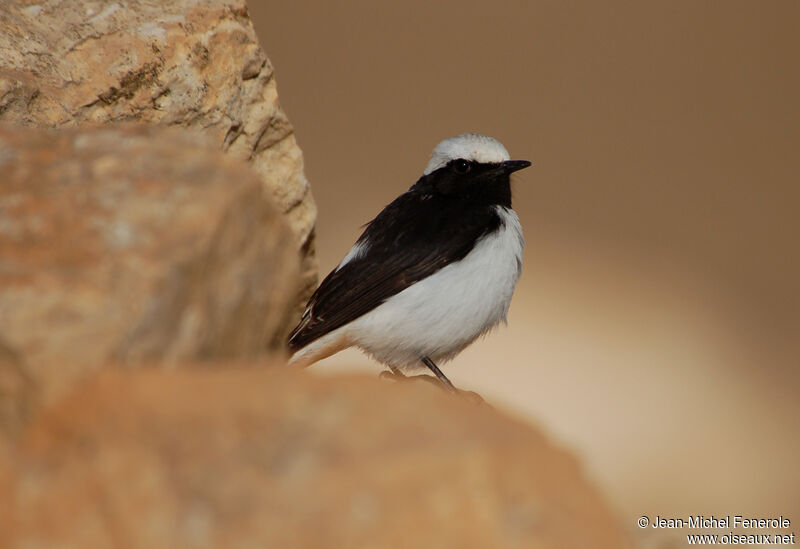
[379,370,441,388]
[378,370,487,405]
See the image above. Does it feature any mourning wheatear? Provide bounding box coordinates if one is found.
[288,133,530,391]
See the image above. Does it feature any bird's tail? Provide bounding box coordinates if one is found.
[287,330,352,368]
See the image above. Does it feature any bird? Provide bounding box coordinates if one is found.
[287,133,530,392]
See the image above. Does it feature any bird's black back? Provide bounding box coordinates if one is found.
[288,161,512,351]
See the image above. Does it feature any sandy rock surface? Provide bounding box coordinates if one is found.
[0,124,299,427]
[0,367,632,549]
[0,0,316,293]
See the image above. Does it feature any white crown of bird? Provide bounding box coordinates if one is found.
[423,133,511,175]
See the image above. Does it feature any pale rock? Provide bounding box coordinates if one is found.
[0,367,633,549]
[0,0,317,298]
[0,124,299,422]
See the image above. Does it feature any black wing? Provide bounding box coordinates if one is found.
[287,189,501,351]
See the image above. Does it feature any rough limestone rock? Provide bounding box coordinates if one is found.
[0,124,299,426]
[0,367,632,549]
[0,0,316,295]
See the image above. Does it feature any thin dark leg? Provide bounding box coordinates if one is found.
[420,356,456,393]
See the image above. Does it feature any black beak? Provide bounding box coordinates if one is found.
[501,160,532,174]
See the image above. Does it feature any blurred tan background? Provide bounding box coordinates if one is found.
[251,0,799,536]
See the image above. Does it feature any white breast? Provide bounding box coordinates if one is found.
[345,206,524,370]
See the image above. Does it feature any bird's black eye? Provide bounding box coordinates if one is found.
[452,159,471,174]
